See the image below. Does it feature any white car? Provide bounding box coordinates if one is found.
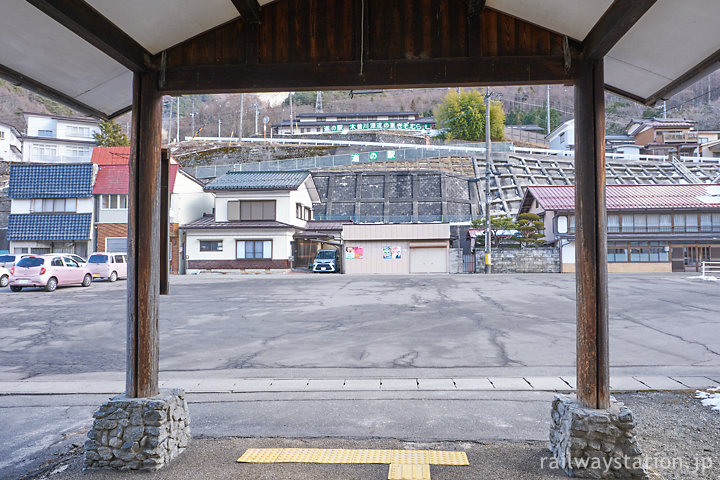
[87,253,128,282]
[0,266,9,288]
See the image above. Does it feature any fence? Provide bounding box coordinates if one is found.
[188,143,514,179]
[701,261,720,278]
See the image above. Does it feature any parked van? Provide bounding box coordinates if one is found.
[312,249,340,273]
[9,255,92,292]
[87,253,128,282]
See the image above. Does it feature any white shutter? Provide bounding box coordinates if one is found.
[262,241,272,259]
[236,241,246,259]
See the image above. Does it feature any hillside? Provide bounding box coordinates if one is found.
[3,70,720,138]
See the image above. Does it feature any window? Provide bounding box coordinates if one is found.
[31,198,76,213]
[51,257,64,267]
[66,145,91,158]
[236,240,272,259]
[31,144,57,160]
[199,240,223,252]
[557,215,568,234]
[621,214,634,232]
[227,200,275,221]
[101,194,128,210]
[114,255,125,263]
[31,247,51,254]
[0,131,4,139]
[608,242,669,263]
[37,129,54,138]
[296,203,312,221]
[14,248,29,254]
[66,126,92,138]
[63,257,79,267]
[607,215,620,233]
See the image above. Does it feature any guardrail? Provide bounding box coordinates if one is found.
[315,214,477,224]
[701,261,720,278]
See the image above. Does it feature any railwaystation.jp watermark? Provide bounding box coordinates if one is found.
[541,455,716,475]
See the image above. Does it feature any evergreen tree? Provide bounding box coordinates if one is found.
[93,120,130,147]
[435,89,505,141]
[515,213,546,247]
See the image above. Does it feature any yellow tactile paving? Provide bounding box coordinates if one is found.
[236,447,470,478]
[274,448,324,463]
[237,448,283,463]
[388,464,431,480]
[313,449,358,464]
[352,449,395,464]
[425,450,469,466]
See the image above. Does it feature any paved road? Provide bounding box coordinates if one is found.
[1,273,719,479]
[1,273,718,381]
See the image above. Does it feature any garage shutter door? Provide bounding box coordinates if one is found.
[409,247,446,273]
[106,237,127,252]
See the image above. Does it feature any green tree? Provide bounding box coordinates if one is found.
[515,213,546,248]
[435,89,505,141]
[93,120,129,146]
[471,214,517,249]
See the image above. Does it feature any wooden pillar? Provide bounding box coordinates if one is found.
[160,149,170,295]
[574,58,610,410]
[127,71,162,398]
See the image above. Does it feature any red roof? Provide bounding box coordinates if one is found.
[525,184,720,211]
[94,164,179,194]
[91,146,130,165]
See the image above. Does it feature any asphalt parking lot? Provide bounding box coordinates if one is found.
[1,272,718,380]
[1,272,719,479]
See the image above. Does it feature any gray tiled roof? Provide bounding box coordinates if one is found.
[9,163,94,198]
[204,171,310,191]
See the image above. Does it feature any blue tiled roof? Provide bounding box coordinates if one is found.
[204,171,310,191]
[9,163,94,198]
[7,214,92,241]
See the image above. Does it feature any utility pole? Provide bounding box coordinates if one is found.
[176,97,180,142]
[218,118,222,139]
[663,100,667,119]
[289,92,294,135]
[252,103,259,135]
[190,98,196,138]
[168,98,173,143]
[239,93,244,139]
[484,89,492,274]
[315,91,323,113]
[546,85,551,134]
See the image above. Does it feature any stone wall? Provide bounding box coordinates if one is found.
[549,395,648,479]
[313,170,479,221]
[85,389,190,472]
[480,247,560,273]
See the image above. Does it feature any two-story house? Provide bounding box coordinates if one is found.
[7,163,95,256]
[520,184,720,273]
[182,171,320,272]
[91,147,213,273]
[546,119,574,151]
[626,117,698,157]
[22,113,99,164]
[0,121,22,163]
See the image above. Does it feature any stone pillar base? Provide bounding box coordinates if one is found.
[549,394,648,479]
[84,388,191,471]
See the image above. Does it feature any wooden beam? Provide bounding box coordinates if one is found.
[127,71,162,399]
[582,0,657,61]
[0,63,109,119]
[644,47,720,106]
[26,0,151,73]
[467,0,487,57]
[160,56,578,94]
[574,58,610,410]
[231,0,261,24]
[160,149,170,296]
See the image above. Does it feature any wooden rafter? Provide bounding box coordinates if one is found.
[26,0,151,73]
[231,0,262,24]
[160,57,577,94]
[582,0,657,61]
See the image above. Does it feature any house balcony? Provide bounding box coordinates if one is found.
[28,154,92,164]
[660,131,698,143]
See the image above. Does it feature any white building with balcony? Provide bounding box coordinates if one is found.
[0,121,22,163]
[22,113,99,164]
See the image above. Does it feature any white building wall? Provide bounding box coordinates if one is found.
[26,116,56,137]
[95,198,128,223]
[170,172,214,225]
[214,189,312,227]
[0,124,22,162]
[185,229,294,261]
